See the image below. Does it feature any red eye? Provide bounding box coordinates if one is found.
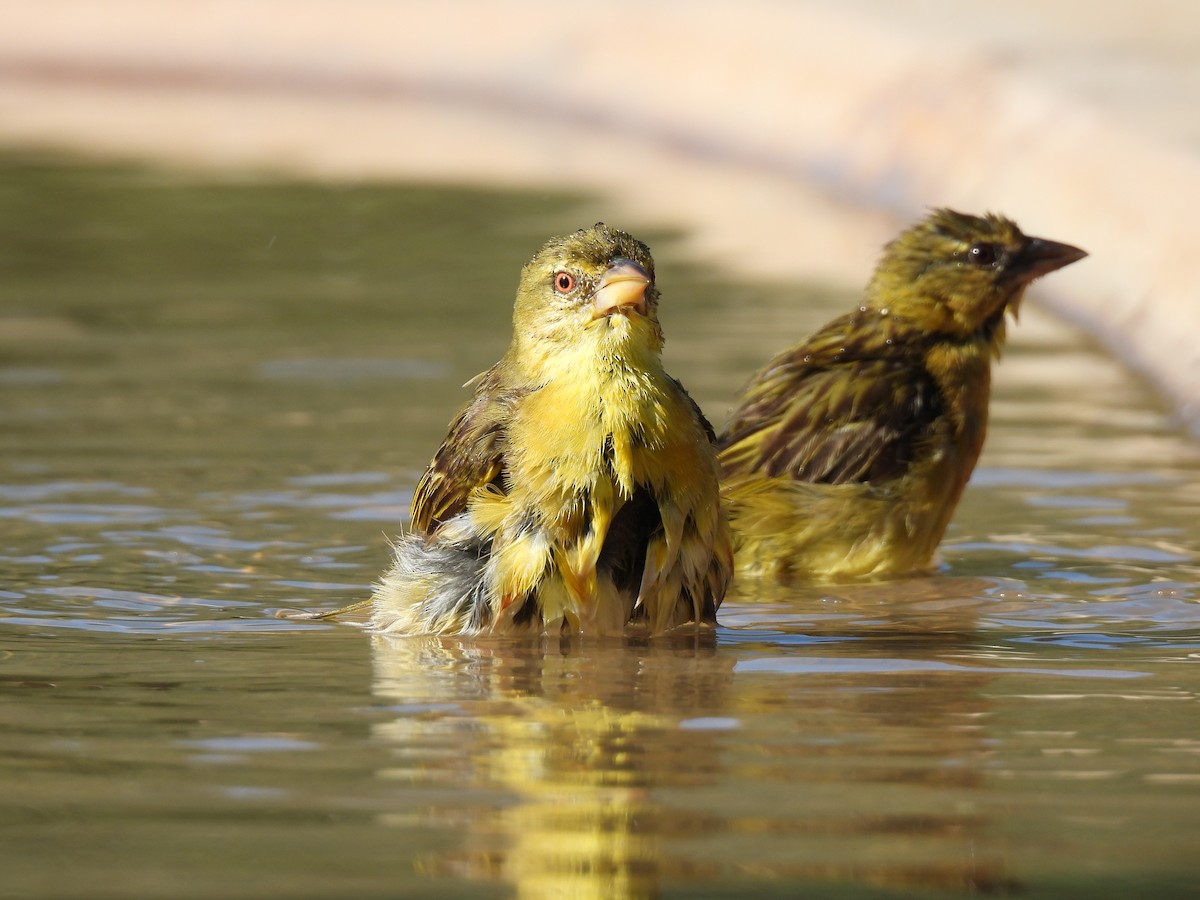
[553,271,576,294]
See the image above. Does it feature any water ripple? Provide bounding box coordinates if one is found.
[734,656,1148,679]
[0,503,170,525]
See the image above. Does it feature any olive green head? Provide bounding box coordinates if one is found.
[865,208,1087,339]
[510,223,663,357]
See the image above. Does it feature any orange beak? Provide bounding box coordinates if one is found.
[591,258,650,320]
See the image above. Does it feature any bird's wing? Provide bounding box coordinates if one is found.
[719,315,943,486]
[670,376,718,444]
[409,366,519,532]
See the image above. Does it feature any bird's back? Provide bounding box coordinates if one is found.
[718,310,988,581]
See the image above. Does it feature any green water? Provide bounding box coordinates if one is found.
[2,155,1198,898]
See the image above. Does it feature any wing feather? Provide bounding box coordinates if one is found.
[719,313,944,486]
[409,365,523,533]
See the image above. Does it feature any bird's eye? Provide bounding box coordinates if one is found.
[552,271,576,294]
[967,242,998,266]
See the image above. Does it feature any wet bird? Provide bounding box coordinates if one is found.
[372,224,731,635]
[718,209,1086,581]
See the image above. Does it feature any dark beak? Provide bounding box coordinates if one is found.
[1012,237,1088,283]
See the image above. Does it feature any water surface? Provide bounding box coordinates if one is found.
[2,155,1198,898]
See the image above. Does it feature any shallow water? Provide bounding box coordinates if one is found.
[2,155,1199,898]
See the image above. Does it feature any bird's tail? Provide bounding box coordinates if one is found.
[370,533,494,635]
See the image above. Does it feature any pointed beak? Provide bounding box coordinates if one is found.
[590,258,651,320]
[1012,237,1088,283]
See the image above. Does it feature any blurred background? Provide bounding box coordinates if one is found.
[2,2,1199,898]
[4,0,1200,426]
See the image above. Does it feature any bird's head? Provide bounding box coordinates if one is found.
[510,224,663,370]
[866,208,1087,342]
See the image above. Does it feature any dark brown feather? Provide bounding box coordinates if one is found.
[719,312,945,487]
[597,486,662,602]
[409,366,524,532]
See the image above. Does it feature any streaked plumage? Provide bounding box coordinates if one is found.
[373,224,731,635]
[719,209,1086,581]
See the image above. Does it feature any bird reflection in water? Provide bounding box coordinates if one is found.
[369,632,732,898]
[366,599,1019,896]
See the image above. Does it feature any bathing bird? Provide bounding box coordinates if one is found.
[373,224,732,635]
[718,209,1086,581]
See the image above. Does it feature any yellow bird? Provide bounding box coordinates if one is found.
[373,224,732,635]
[719,209,1086,582]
